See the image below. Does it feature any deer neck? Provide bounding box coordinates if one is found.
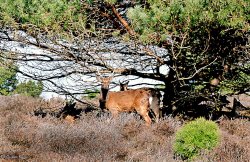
[99,87,109,109]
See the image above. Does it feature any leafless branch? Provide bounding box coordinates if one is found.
[178,58,218,81]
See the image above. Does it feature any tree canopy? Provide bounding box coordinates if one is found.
[0,0,85,36]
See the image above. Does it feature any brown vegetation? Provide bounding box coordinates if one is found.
[0,95,249,161]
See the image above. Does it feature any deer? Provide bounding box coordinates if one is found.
[119,80,129,91]
[97,72,160,126]
[119,80,161,122]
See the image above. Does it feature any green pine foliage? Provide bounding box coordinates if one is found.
[0,0,86,34]
[127,0,249,44]
[0,66,18,95]
[14,80,43,97]
[173,118,220,160]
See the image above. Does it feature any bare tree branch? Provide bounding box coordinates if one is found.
[110,4,135,36]
[178,58,218,81]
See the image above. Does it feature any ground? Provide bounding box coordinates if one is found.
[0,95,249,161]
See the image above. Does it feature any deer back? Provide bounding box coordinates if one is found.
[106,89,151,112]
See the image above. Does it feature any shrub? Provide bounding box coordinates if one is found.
[173,118,220,160]
[0,63,43,97]
[14,80,43,97]
[0,65,18,95]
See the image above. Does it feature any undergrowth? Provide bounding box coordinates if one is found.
[0,95,249,161]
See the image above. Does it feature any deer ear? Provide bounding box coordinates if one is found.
[110,71,114,80]
[96,67,102,82]
[96,75,101,82]
[119,80,129,84]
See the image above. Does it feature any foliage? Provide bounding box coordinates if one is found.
[173,118,220,160]
[104,0,117,5]
[127,0,249,44]
[0,61,43,97]
[0,0,86,35]
[84,89,99,99]
[0,65,18,95]
[220,65,250,95]
[14,80,43,97]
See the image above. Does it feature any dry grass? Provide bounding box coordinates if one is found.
[0,95,249,161]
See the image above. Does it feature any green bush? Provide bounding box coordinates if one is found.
[14,80,43,97]
[84,89,99,99]
[0,61,43,97]
[173,118,220,160]
[0,65,18,95]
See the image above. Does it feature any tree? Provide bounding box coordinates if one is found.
[14,80,43,97]
[0,59,43,97]
[0,0,249,116]
[127,0,249,114]
[0,64,18,95]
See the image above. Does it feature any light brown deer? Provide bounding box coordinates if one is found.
[97,74,159,126]
[119,81,160,122]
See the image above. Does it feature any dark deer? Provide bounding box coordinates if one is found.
[97,72,159,126]
[119,81,161,122]
[119,80,129,91]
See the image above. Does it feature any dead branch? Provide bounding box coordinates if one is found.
[178,58,218,81]
[110,5,135,36]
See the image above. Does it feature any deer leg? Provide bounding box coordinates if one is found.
[137,109,152,126]
[142,113,152,126]
[150,96,160,123]
[152,107,160,123]
[104,109,118,124]
[110,109,119,118]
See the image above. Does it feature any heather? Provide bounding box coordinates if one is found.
[0,95,249,161]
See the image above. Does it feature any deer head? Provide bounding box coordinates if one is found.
[96,69,114,90]
[119,80,129,91]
